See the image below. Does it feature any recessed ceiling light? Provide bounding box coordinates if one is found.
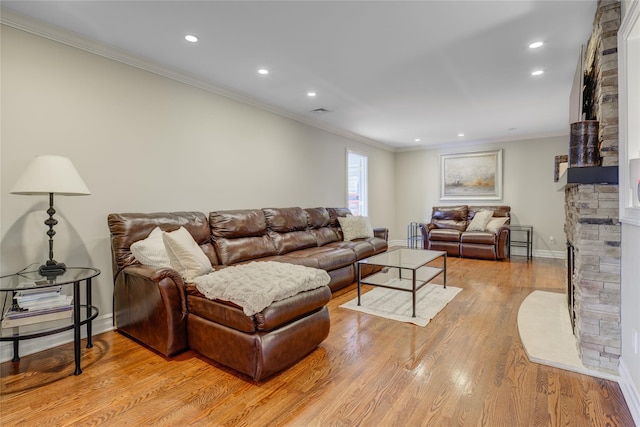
[529,41,543,49]
[531,70,544,76]
[458,133,465,137]
[307,92,317,97]
[185,35,198,43]
[414,138,421,143]
[258,69,269,75]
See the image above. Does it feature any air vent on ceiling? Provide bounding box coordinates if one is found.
[311,108,331,114]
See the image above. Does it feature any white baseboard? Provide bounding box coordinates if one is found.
[0,314,114,363]
[619,359,640,426]
[398,240,566,260]
[533,249,565,259]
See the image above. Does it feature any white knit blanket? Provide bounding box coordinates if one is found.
[193,261,330,316]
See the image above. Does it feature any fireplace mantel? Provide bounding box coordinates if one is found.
[567,166,619,185]
[556,166,619,191]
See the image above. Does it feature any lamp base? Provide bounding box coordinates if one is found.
[39,262,66,277]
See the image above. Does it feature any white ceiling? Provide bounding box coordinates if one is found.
[1,1,597,150]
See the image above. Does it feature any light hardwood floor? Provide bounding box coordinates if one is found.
[0,257,634,426]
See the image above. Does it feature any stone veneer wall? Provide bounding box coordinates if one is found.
[584,0,620,166]
[565,185,621,372]
[564,0,621,374]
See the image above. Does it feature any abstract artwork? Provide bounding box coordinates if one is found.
[440,149,503,201]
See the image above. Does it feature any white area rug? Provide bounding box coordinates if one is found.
[340,284,462,327]
[518,290,618,381]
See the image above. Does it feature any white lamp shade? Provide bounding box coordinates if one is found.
[10,155,91,195]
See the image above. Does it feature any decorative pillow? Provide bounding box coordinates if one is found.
[162,227,212,282]
[130,227,172,268]
[338,215,374,241]
[466,210,494,232]
[486,217,509,233]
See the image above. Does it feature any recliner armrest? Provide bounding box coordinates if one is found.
[373,227,389,241]
[495,226,510,259]
[418,223,437,238]
[122,264,188,318]
[114,264,189,356]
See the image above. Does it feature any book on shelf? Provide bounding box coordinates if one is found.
[1,305,73,328]
[15,295,72,310]
[15,287,61,296]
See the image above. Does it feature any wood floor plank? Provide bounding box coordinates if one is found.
[0,257,634,426]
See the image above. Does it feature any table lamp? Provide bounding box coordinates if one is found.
[10,155,91,276]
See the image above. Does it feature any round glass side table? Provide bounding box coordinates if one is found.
[0,267,100,375]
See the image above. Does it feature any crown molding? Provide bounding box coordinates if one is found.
[0,8,394,153]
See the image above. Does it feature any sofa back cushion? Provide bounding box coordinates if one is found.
[263,207,317,255]
[326,207,353,240]
[107,211,217,277]
[468,205,511,220]
[210,209,277,265]
[431,205,469,231]
[468,206,511,232]
[304,207,339,246]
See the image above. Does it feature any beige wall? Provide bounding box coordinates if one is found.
[395,137,568,257]
[0,25,395,349]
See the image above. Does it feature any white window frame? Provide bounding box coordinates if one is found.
[346,150,368,216]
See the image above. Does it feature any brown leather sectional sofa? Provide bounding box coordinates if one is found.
[419,205,510,260]
[107,207,388,381]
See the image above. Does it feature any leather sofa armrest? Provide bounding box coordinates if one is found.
[418,223,436,238]
[495,226,510,259]
[418,223,435,249]
[114,264,189,356]
[123,265,188,318]
[373,227,389,241]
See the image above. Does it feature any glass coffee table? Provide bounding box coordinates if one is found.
[357,248,447,318]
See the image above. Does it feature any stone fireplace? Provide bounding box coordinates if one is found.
[564,0,621,374]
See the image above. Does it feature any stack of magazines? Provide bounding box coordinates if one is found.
[2,286,73,328]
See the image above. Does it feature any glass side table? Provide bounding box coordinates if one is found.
[406,222,424,249]
[508,225,533,260]
[0,267,100,375]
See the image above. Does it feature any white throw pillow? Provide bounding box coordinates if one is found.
[338,215,374,241]
[162,226,212,282]
[130,227,172,268]
[486,217,509,233]
[466,210,494,232]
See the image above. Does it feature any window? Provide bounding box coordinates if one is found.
[347,150,368,216]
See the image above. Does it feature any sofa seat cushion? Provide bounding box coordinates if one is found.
[460,231,496,245]
[360,236,388,253]
[186,285,331,333]
[272,247,357,271]
[256,286,331,331]
[323,240,376,259]
[429,229,462,242]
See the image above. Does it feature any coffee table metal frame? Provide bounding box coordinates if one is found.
[356,248,447,318]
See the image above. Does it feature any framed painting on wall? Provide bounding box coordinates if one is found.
[440,149,503,201]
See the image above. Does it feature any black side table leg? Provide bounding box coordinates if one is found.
[357,263,362,306]
[12,340,19,362]
[73,280,82,375]
[86,277,93,348]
